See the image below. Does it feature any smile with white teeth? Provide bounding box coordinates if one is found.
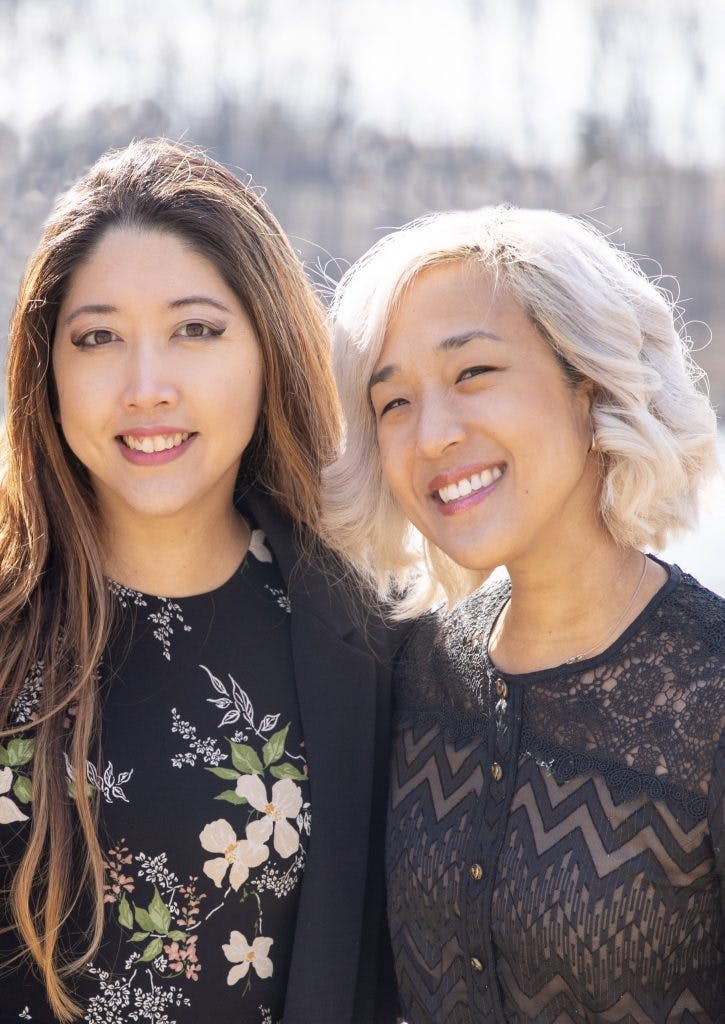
[437,466,503,504]
[121,432,190,453]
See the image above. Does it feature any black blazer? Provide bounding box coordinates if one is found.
[243,487,398,1024]
[0,488,397,1024]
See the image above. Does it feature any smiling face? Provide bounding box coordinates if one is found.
[52,227,264,535]
[369,260,600,574]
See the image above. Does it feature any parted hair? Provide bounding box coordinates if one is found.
[0,138,340,1019]
[323,206,719,617]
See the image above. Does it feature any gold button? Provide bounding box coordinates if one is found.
[470,862,484,881]
[470,956,485,972]
[491,762,503,782]
[496,678,508,699]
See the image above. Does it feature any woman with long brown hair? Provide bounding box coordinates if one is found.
[0,139,395,1024]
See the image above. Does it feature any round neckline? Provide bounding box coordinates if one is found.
[483,555,681,683]
[107,553,252,605]
[105,529,279,606]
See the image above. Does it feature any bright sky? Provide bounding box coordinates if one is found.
[2,0,723,166]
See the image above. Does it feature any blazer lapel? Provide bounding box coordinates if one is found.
[242,488,380,1023]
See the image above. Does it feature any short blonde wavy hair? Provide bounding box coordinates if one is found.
[322,206,719,618]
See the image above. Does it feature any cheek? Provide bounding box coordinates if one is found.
[377,428,402,487]
[378,439,419,518]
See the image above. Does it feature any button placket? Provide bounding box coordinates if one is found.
[460,670,506,1017]
[473,667,521,1021]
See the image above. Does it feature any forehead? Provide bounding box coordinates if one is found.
[381,260,506,354]
[60,227,232,308]
[387,264,501,339]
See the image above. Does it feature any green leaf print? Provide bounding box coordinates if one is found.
[0,746,8,767]
[12,774,33,804]
[6,738,34,767]
[269,762,307,782]
[205,766,242,781]
[118,894,134,930]
[134,906,156,933]
[214,789,246,804]
[129,931,150,942]
[228,740,263,775]
[148,887,172,934]
[263,724,289,767]
[139,937,164,962]
[167,930,187,941]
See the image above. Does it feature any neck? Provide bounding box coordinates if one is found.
[101,503,250,598]
[489,531,667,673]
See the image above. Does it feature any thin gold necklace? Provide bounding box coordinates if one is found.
[564,553,648,664]
[489,553,649,667]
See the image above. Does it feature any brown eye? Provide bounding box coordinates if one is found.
[181,322,207,338]
[73,328,119,348]
[177,322,224,339]
[380,398,408,416]
[458,365,495,382]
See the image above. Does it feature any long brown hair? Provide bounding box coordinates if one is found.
[0,139,341,1019]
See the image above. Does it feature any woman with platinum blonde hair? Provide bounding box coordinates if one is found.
[324,206,724,1023]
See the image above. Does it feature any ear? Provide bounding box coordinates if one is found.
[573,379,597,447]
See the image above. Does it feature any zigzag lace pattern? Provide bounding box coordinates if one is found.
[388,565,725,1023]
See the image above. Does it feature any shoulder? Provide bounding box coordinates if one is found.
[260,513,398,663]
[398,575,508,665]
[656,563,725,660]
[394,577,509,711]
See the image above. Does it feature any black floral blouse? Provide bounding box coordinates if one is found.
[0,529,309,1024]
[388,558,724,1023]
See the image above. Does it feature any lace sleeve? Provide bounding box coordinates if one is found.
[709,730,725,919]
[392,580,509,741]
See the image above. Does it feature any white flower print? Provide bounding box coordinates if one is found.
[108,581,191,661]
[235,776,303,858]
[10,661,43,725]
[0,765,28,824]
[148,599,192,661]
[92,759,134,803]
[135,851,179,891]
[170,708,226,768]
[253,851,306,898]
[264,584,291,613]
[63,753,133,804]
[85,963,190,1024]
[108,580,148,610]
[223,932,274,984]
[296,803,312,837]
[248,529,273,563]
[199,818,269,890]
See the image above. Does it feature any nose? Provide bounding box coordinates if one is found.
[121,341,179,411]
[415,393,465,459]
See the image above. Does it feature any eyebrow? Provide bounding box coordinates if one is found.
[438,329,502,351]
[62,295,232,327]
[368,329,502,392]
[62,303,119,326]
[167,295,232,314]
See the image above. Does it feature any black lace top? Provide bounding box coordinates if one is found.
[387,558,725,1023]
[0,528,309,1024]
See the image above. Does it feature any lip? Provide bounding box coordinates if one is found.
[428,462,506,517]
[116,427,197,466]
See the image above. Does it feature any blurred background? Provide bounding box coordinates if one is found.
[0,0,722,590]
